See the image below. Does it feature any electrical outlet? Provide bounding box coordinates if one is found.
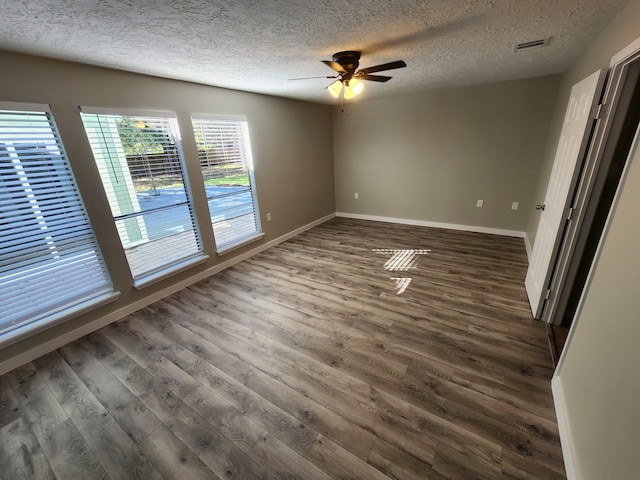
[266,213,272,222]
[511,202,519,210]
[476,199,484,208]
[354,192,359,199]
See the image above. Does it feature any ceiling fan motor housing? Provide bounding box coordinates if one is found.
[333,51,361,77]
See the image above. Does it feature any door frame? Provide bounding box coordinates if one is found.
[542,36,640,325]
[525,70,606,319]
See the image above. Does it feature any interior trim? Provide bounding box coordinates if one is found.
[79,105,177,117]
[610,34,640,66]
[133,253,210,290]
[0,101,52,112]
[552,376,578,480]
[524,233,533,261]
[216,232,266,256]
[336,212,526,238]
[0,291,121,351]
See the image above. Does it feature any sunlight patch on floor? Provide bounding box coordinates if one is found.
[373,249,430,294]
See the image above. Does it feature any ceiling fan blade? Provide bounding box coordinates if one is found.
[288,75,338,81]
[357,60,407,74]
[322,60,348,74]
[357,74,392,82]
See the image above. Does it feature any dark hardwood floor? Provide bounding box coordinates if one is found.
[0,217,566,479]
[546,324,570,368]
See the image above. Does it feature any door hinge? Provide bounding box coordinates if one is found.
[545,289,552,300]
[567,207,575,221]
[592,103,606,120]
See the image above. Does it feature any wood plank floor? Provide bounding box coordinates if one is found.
[0,218,566,479]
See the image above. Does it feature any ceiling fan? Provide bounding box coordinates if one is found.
[292,51,407,99]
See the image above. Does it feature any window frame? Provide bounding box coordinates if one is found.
[80,106,208,288]
[190,114,263,255]
[0,101,119,347]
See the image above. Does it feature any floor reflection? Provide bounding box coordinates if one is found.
[373,249,430,294]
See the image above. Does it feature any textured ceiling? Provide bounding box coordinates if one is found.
[0,0,631,104]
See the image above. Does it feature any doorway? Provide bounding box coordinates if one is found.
[543,48,640,359]
[558,62,640,326]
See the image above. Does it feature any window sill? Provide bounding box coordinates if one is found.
[0,290,121,349]
[216,232,265,256]
[133,253,209,290]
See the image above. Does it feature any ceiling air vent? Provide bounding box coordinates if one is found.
[514,38,549,52]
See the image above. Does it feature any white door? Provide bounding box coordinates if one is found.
[525,70,606,318]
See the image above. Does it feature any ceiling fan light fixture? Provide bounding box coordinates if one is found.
[328,80,343,98]
[320,51,405,100]
[344,78,364,99]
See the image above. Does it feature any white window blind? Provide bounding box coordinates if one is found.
[191,116,262,252]
[0,104,116,344]
[81,109,205,285]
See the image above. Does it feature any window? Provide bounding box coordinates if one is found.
[191,116,262,253]
[0,103,116,345]
[81,108,206,286]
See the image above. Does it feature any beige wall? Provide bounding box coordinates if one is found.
[0,50,335,369]
[333,76,560,232]
[550,0,640,478]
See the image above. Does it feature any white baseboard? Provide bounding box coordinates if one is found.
[0,213,335,376]
[335,212,525,238]
[552,375,577,480]
[524,232,533,261]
